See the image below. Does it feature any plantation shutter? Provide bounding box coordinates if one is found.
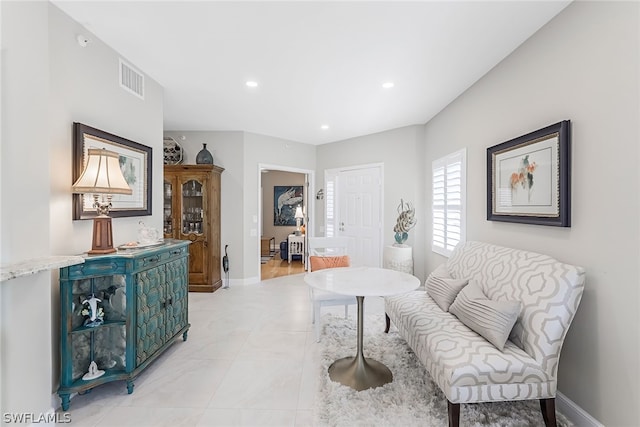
[432,149,466,257]
[324,171,337,237]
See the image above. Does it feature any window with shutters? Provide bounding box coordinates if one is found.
[432,149,466,257]
[324,170,337,237]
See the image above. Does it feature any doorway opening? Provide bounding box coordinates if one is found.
[258,164,315,280]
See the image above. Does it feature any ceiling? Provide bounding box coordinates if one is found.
[52,1,570,145]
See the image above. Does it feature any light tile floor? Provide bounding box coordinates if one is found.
[57,273,386,426]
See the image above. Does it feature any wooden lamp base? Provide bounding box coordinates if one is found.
[89,215,116,254]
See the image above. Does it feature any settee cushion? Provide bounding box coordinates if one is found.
[449,281,521,351]
[425,267,468,312]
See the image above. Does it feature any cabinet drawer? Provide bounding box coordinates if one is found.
[64,260,124,279]
[133,245,188,270]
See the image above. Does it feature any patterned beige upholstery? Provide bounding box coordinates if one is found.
[385,241,585,406]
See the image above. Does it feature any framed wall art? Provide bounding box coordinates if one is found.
[273,185,303,226]
[487,120,571,227]
[73,122,152,220]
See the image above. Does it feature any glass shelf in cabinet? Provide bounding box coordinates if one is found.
[71,320,126,334]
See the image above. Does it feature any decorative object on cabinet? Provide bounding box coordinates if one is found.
[71,148,133,254]
[274,186,303,225]
[58,240,190,411]
[80,294,104,327]
[294,205,304,235]
[164,164,224,292]
[137,221,162,245]
[163,136,183,165]
[393,199,416,245]
[487,120,571,227]
[195,143,214,164]
[73,122,152,220]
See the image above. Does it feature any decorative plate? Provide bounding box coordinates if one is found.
[163,137,183,165]
[117,240,165,250]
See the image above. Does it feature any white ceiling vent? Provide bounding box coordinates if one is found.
[119,58,144,99]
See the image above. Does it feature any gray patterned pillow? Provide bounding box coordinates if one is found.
[425,265,468,311]
[449,281,522,351]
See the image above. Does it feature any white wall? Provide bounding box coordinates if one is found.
[422,2,639,425]
[316,125,426,281]
[1,1,164,416]
[1,1,52,416]
[244,132,316,281]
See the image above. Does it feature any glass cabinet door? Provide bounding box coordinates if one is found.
[181,180,203,234]
[163,180,173,235]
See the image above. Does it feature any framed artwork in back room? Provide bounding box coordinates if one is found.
[273,186,303,226]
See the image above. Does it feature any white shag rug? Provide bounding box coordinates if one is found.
[314,314,572,427]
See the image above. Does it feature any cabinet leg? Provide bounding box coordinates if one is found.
[126,380,134,394]
[59,393,71,411]
[183,330,189,341]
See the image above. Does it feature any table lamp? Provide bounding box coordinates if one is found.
[294,205,304,236]
[72,148,133,254]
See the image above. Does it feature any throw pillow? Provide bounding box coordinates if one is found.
[449,281,522,351]
[309,255,350,272]
[425,271,468,312]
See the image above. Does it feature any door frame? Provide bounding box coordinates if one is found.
[257,163,315,272]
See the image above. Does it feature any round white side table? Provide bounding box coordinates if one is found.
[383,244,413,274]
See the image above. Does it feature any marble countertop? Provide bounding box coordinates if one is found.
[1,256,85,282]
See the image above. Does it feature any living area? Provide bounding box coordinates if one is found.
[1,2,638,427]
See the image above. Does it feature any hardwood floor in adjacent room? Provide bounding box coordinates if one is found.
[261,253,305,280]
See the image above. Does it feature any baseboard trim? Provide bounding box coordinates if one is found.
[557,391,603,427]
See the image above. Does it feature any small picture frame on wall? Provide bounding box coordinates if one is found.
[273,186,303,226]
[487,120,571,227]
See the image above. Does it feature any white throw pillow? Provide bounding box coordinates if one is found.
[449,281,522,351]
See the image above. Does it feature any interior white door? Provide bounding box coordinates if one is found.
[337,166,382,267]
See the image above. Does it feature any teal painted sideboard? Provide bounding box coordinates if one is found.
[58,239,190,410]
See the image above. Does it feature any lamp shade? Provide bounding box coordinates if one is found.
[294,206,304,219]
[72,148,133,195]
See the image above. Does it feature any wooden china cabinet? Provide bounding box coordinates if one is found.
[163,165,224,292]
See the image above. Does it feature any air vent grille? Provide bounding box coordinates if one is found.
[119,58,144,99]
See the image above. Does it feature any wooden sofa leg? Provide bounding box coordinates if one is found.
[540,398,557,427]
[384,313,391,333]
[447,401,460,427]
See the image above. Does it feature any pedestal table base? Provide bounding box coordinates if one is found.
[327,296,393,391]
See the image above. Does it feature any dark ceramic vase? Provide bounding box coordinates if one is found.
[196,143,213,164]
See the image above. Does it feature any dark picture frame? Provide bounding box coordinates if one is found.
[273,185,303,226]
[487,120,570,227]
[73,122,152,220]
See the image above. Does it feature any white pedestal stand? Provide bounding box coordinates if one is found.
[383,244,413,274]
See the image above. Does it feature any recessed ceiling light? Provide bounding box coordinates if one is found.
[382,82,395,89]
[321,125,329,130]
[246,81,258,88]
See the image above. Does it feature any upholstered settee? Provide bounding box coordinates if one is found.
[384,241,585,427]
